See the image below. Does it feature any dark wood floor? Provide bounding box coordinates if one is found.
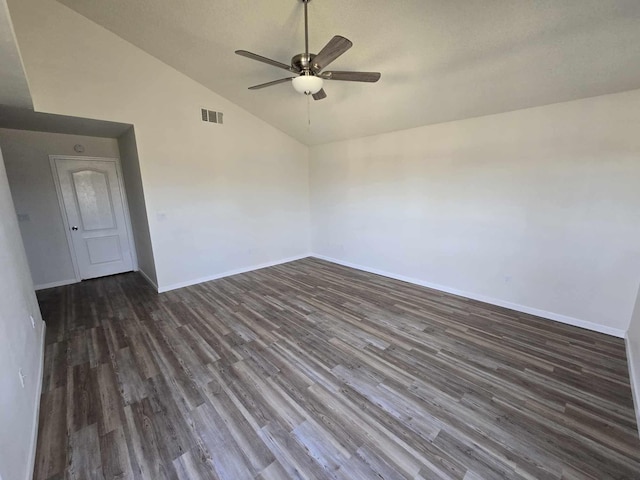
[34,258,640,480]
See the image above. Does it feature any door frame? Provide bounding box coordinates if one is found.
[49,155,139,282]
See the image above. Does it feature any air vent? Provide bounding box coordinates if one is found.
[201,108,224,124]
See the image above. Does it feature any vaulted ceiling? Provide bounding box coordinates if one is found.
[56,0,640,145]
[0,0,32,109]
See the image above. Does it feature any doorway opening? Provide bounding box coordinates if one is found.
[0,105,157,290]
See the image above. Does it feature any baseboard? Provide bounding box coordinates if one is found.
[625,334,640,438]
[157,254,312,293]
[34,278,77,290]
[311,254,626,338]
[137,268,159,292]
[27,321,46,480]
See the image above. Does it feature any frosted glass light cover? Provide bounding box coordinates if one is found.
[292,75,324,94]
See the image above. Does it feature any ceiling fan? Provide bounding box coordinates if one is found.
[235,0,381,100]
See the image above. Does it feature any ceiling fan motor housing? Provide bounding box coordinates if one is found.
[292,53,317,72]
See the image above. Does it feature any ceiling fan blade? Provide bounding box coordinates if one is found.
[248,77,295,90]
[311,36,353,72]
[235,50,297,72]
[320,71,381,82]
[312,88,327,101]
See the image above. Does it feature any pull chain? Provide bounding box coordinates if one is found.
[307,94,311,128]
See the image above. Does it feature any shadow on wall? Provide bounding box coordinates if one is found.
[0,105,157,290]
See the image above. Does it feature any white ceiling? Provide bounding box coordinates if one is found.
[56,0,640,146]
[0,0,32,109]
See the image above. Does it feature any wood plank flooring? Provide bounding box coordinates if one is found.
[34,258,640,479]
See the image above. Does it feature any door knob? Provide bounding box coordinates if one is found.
[71,226,79,231]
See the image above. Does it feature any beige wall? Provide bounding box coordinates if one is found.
[310,89,640,336]
[0,144,45,480]
[8,0,311,291]
[0,128,121,288]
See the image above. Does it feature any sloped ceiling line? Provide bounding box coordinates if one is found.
[55,0,640,146]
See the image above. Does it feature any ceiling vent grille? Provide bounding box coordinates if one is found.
[201,108,223,124]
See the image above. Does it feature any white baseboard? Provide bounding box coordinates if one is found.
[625,334,640,438]
[311,254,626,338]
[137,268,158,292]
[157,254,312,293]
[27,321,46,480]
[34,278,78,290]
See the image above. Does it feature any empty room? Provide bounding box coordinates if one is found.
[1,0,640,479]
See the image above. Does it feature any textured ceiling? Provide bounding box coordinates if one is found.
[0,0,32,108]
[56,0,640,145]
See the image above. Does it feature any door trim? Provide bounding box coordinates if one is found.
[49,155,139,282]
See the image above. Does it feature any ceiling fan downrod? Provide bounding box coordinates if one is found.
[303,0,310,61]
[294,0,321,95]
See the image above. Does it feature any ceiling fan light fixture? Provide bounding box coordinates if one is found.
[292,75,324,95]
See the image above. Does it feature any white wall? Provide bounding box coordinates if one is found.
[8,0,311,292]
[627,285,640,433]
[0,144,46,480]
[310,89,640,336]
[0,128,121,289]
[118,127,157,286]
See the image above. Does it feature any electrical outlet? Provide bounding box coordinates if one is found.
[18,369,26,388]
[30,315,36,329]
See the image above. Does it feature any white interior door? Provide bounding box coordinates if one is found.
[53,157,134,280]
